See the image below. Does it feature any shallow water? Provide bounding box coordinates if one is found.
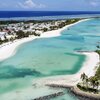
[0,18,100,99]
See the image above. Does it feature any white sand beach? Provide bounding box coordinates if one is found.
[0,18,99,88]
[0,19,89,61]
[40,52,99,87]
[0,18,99,100]
[0,52,99,100]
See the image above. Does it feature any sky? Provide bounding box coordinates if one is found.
[0,0,100,11]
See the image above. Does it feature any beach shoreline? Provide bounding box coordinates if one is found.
[0,18,100,99]
[42,52,99,86]
[0,18,98,86]
[0,18,89,61]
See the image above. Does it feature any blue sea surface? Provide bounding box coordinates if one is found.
[0,18,100,99]
[0,11,100,20]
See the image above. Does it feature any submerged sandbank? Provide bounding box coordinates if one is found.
[43,52,99,86]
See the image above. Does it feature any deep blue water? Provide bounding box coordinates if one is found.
[0,11,100,18]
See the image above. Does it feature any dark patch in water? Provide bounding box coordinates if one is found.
[51,70,73,75]
[74,48,84,51]
[50,52,86,75]
[0,66,42,79]
[64,52,80,56]
[84,35,100,38]
[58,35,85,42]
[42,44,64,49]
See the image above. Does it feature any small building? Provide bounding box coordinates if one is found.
[0,32,8,40]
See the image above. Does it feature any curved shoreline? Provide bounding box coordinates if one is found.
[36,52,99,86]
[71,86,100,100]
[44,52,100,99]
[0,18,99,99]
[0,18,99,88]
[0,19,89,61]
[46,84,100,100]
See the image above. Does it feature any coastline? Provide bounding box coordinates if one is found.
[0,18,99,99]
[43,52,99,99]
[43,52,99,86]
[0,19,89,61]
[0,18,99,85]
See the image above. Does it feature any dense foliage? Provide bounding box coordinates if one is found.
[95,66,100,80]
[0,19,81,25]
[77,84,98,93]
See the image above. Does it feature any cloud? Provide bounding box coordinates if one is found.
[18,0,46,9]
[90,1,98,6]
[87,0,100,7]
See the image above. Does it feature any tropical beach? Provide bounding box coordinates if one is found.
[0,17,100,100]
[0,0,100,99]
[0,19,87,61]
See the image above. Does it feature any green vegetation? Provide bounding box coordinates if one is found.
[16,30,41,39]
[78,73,100,93]
[95,50,100,55]
[42,28,48,32]
[0,18,81,45]
[0,19,81,25]
[95,66,100,80]
[50,19,81,30]
[95,46,100,80]
[77,83,98,93]
[16,30,28,39]
[77,47,100,94]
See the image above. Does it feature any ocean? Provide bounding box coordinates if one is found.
[0,11,100,20]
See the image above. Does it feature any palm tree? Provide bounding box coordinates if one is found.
[85,77,89,88]
[95,81,99,90]
[81,73,85,80]
[81,73,87,86]
[91,80,96,89]
[89,77,97,89]
[96,45,100,49]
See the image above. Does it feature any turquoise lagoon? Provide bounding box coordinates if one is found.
[0,18,100,99]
